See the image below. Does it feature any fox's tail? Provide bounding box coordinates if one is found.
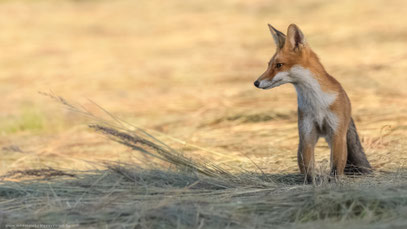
[345,118,372,175]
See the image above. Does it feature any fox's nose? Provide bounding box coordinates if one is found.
[254,80,260,88]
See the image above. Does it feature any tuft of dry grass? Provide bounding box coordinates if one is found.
[0,136,406,228]
[2,167,406,228]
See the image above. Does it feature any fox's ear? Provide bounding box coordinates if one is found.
[286,24,306,51]
[268,24,285,50]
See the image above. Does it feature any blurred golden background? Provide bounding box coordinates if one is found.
[1,0,406,175]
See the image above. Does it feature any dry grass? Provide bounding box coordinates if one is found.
[2,167,407,228]
[0,0,407,227]
[1,0,406,175]
[1,111,407,228]
[0,97,406,228]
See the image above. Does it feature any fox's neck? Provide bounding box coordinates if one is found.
[290,65,337,111]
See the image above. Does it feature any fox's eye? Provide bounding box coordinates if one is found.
[275,63,284,69]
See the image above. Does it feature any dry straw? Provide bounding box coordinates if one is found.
[0,93,406,228]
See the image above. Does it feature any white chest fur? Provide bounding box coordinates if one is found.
[290,66,338,135]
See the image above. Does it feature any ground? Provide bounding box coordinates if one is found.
[0,0,407,228]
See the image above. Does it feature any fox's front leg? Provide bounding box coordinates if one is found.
[297,117,319,181]
[330,127,348,177]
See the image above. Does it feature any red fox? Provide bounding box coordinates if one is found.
[254,24,372,180]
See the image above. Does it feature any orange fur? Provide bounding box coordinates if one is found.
[254,24,371,181]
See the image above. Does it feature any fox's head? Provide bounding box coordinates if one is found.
[254,24,317,89]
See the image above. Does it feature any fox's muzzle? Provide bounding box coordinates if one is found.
[253,78,275,89]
